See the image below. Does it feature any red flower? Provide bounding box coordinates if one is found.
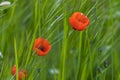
[11,65,27,80]
[69,12,90,31]
[33,38,51,56]
[18,69,27,80]
[11,65,16,75]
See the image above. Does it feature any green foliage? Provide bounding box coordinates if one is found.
[0,0,120,80]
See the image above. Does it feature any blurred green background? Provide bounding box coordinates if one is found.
[0,0,120,80]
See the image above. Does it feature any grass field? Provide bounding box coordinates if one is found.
[0,0,120,80]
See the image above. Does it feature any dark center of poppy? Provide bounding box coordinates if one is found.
[78,18,86,23]
[38,46,45,51]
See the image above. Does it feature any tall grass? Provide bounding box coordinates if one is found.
[0,0,120,80]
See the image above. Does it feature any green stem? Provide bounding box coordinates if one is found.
[14,38,18,80]
[75,31,83,80]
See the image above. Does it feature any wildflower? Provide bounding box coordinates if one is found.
[11,65,27,80]
[0,1,11,6]
[11,65,16,75]
[49,68,59,74]
[69,12,90,31]
[33,38,51,56]
[18,69,27,80]
[0,51,3,58]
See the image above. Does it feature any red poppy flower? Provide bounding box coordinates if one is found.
[33,38,51,56]
[11,65,27,80]
[18,69,27,80]
[11,65,16,75]
[69,12,90,31]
